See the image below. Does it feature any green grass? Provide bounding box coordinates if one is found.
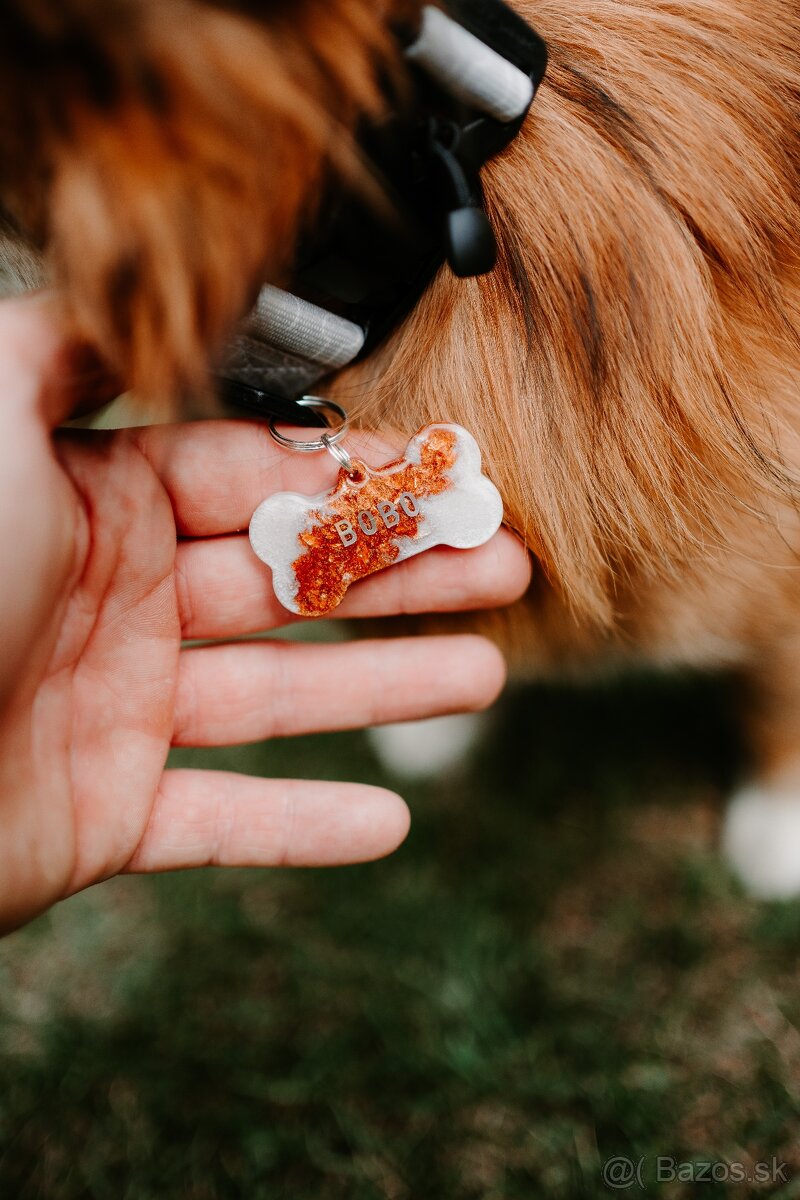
[1,674,800,1199]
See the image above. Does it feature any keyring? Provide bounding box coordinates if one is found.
[268,396,349,453]
[268,395,357,473]
[320,432,358,474]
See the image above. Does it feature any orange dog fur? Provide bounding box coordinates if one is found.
[2,0,800,890]
[349,1,800,803]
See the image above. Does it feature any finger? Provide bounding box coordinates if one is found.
[173,634,506,746]
[124,771,410,872]
[133,418,410,536]
[175,527,531,638]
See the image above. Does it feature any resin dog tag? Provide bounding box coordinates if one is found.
[249,423,503,616]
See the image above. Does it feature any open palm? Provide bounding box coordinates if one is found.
[0,295,530,931]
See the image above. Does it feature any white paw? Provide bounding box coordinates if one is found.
[366,712,487,781]
[722,784,800,899]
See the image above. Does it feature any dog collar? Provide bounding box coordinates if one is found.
[221,0,547,426]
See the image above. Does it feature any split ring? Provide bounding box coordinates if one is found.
[320,432,356,474]
[268,395,350,453]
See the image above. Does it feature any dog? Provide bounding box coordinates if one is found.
[1,0,799,896]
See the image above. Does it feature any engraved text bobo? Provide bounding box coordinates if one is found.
[335,492,420,546]
[249,424,503,616]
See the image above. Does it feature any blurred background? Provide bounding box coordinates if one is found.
[1,669,800,1199]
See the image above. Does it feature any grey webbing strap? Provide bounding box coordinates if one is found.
[245,285,365,368]
[406,6,533,123]
[222,285,366,398]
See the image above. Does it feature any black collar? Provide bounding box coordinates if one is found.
[221,0,547,426]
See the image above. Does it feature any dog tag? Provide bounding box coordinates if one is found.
[250,423,503,616]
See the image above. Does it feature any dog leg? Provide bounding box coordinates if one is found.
[367,712,488,782]
[723,641,800,899]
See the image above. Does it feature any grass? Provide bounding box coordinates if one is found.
[1,673,800,1198]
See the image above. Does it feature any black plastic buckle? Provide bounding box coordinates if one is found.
[420,0,548,277]
[426,118,497,276]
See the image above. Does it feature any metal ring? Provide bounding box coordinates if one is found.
[268,395,350,453]
[321,433,356,474]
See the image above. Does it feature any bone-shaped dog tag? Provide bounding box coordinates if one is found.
[249,423,503,616]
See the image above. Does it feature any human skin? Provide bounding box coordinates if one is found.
[0,294,531,933]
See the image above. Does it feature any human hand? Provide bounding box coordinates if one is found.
[0,294,530,932]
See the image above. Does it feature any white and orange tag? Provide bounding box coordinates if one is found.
[249,424,503,617]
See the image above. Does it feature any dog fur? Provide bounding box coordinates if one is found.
[2,0,800,891]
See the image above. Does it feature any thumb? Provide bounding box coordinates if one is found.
[0,291,119,429]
